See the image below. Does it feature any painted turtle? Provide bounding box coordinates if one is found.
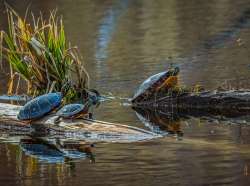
[56,102,91,120]
[17,92,62,121]
[17,84,100,123]
[17,81,71,122]
[131,66,180,104]
[54,92,100,123]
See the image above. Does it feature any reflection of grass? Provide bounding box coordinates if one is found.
[0,5,89,101]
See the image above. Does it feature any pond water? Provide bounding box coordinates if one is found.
[2,0,250,185]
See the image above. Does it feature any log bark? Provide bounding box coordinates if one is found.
[132,90,250,116]
[0,103,160,143]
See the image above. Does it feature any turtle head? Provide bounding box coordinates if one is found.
[87,89,101,106]
[169,66,180,76]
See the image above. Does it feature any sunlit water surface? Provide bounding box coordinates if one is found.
[2,0,250,185]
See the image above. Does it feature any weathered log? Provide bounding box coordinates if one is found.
[0,103,160,143]
[132,90,250,116]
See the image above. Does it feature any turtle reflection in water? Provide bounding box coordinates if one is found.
[131,66,180,104]
[133,107,183,138]
[20,138,95,163]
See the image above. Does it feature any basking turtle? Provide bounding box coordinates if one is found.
[131,66,180,104]
[54,90,100,123]
[55,102,91,121]
[17,92,63,122]
[17,82,72,122]
[17,84,100,123]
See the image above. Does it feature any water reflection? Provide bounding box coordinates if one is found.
[203,8,250,49]
[133,107,183,136]
[133,106,250,137]
[0,134,96,185]
[20,137,95,164]
[95,0,129,62]
[0,134,95,164]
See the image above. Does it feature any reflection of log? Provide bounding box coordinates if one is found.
[133,107,183,136]
[0,103,160,143]
[132,90,250,116]
[133,105,250,136]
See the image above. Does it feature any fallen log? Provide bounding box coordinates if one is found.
[0,103,160,143]
[132,90,250,116]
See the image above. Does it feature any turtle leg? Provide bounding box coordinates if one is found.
[22,120,32,125]
[156,76,178,92]
[88,113,93,119]
[77,112,93,121]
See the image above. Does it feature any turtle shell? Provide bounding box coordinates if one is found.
[132,67,179,103]
[56,103,86,118]
[18,92,62,120]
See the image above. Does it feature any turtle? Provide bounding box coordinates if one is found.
[131,66,180,104]
[17,92,63,122]
[55,102,91,121]
[54,90,101,123]
[17,81,72,123]
[17,82,72,123]
[17,83,100,123]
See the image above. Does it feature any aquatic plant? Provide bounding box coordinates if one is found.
[0,5,90,101]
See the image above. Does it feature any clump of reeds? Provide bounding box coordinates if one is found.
[0,5,90,101]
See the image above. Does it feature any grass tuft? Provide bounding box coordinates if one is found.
[0,5,90,101]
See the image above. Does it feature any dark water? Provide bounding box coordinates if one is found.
[2,0,250,185]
